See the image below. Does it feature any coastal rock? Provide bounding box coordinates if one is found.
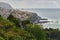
[29,13,42,23]
[0,2,48,23]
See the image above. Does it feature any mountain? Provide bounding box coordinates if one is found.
[0,2,12,9]
[0,2,13,18]
[11,9,43,23]
[0,2,48,23]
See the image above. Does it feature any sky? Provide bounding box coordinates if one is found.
[0,0,60,8]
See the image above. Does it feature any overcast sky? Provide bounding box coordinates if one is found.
[0,0,60,8]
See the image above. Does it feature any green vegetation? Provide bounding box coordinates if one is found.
[0,15,46,40]
[45,28,60,40]
[25,24,46,40]
[1,14,60,40]
[7,14,20,27]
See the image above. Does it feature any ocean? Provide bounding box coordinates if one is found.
[21,8,60,29]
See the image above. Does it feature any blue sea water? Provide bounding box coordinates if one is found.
[21,8,60,29]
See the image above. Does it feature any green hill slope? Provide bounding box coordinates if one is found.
[0,16,46,40]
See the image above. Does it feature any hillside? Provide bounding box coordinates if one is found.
[0,14,46,40]
[0,2,60,40]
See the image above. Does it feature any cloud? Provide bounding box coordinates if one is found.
[0,0,9,2]
[9,0,60,8]
[0,0,60,8]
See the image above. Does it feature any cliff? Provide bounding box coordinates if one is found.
[0,2,48,24]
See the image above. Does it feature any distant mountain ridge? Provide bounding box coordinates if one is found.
[0,2,12,9]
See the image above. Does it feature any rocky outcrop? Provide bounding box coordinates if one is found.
[11,9,30,21]
[0,2,48,24]
[0,7,12,18]
[11,10,42,23]
[29,13,42,23]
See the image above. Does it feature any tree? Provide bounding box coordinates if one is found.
[0,37,4,40]
[25,24,46,40]
[7,14,20,27]
[0,15,1,17]
[57,31,60,40]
